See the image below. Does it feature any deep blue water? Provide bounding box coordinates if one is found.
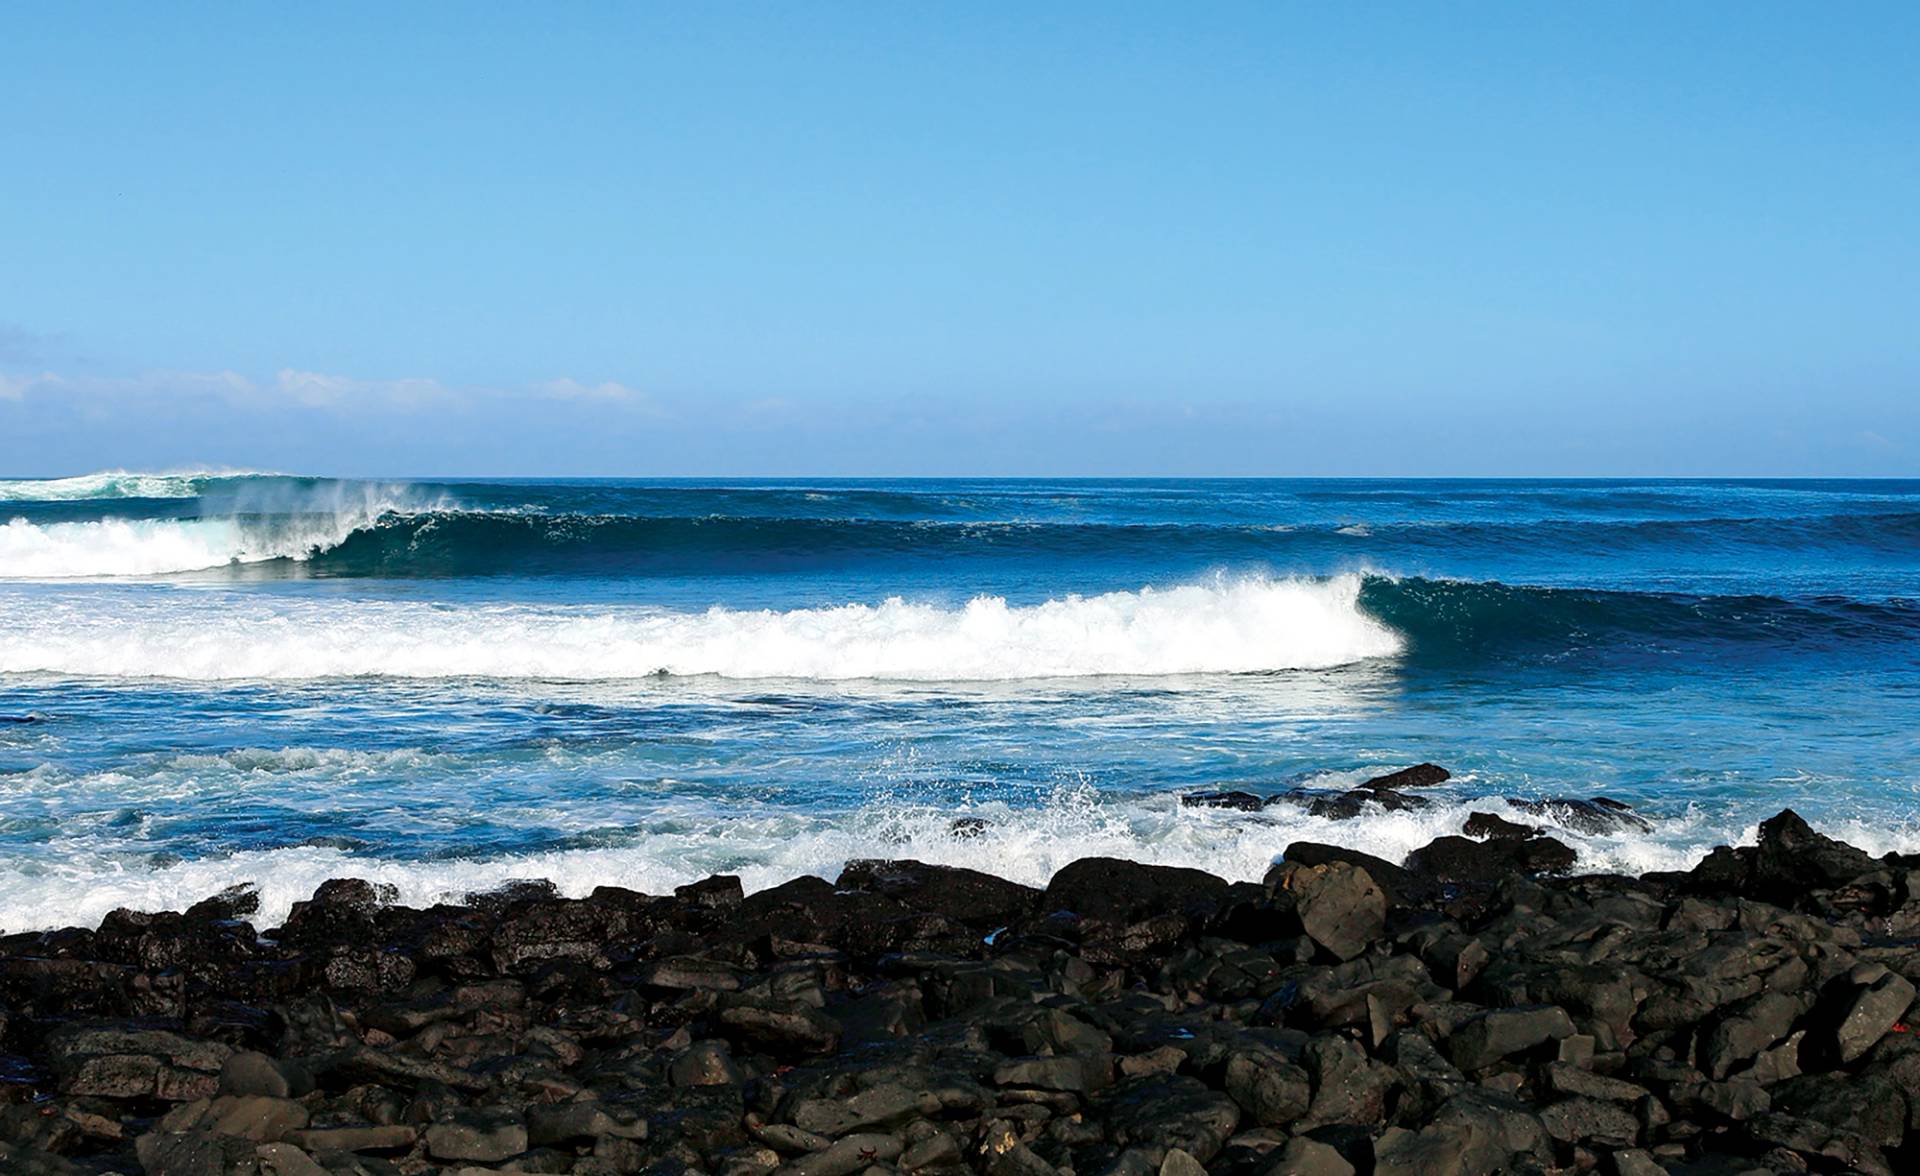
[1,473,1916,929]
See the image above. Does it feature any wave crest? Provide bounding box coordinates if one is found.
[0,575,1403,680]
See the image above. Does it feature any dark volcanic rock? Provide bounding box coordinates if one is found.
[1461,811,1538,840]
[1360,762,1451,790]
[1041,857,1230,924]
[1509,796,1652,834]
[1282,842,1432,907]
[836,858,1039,927]
[1404,833,1577,882]
[1264,860,1386,961]
[1754,808,1879,889]
[1180,789,1270,811]
[1,804,1914,1176]
[1305,786,1429,819]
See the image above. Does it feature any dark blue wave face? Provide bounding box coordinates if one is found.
[1,474,1918,929]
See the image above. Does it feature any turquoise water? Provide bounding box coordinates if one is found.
[1,475,1916,929]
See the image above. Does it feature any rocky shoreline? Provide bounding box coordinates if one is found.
[3,776,1919,1175]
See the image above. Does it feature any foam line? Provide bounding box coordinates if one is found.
[0,574,1401,680]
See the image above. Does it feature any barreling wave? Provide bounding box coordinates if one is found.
[0,574,1405,680]
[285,506,1920,577]
[0,482,445,578]
[20,504,1920,580]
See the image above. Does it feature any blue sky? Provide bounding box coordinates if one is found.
[2,3,1916,476]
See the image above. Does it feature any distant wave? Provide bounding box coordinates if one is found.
[0,574,1404,681]
[0,469,276,502]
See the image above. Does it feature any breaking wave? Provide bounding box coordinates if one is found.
[0,574,1404,681]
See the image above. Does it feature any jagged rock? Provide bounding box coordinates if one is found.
[1701,990,1803,1080]
[1755,809,1879,889]
[1221,1047,1310,1126]
[719,1002,841,1056]
[285,1125,418,1153]
[778,1132,902,1176]
[1264,860,1385,961]
[1042,858,1230,925]
[1158,1149,1206,1176]
[218,1052,313,1100]
[675,874,744,908]
[1461,812,1537,840]
[1269,1136,1355,1176]
[669,1038,743,1087]
[836,858,1039,927]
[1282,843,1430,907]
[1101,1074,1242,1164]
[46,1024,233,1101]
[1297,1037,1392,1127]
[1404,834,1576,883]
[423,1108,527,1163]
[134,1131,261,1176]
[1180,790,1269,811]
[1508,796,1651,834]
[1539,1096,1639,1148]
[1445,1005,1576,1071]
[1,804,1915,1176]
[525,1102,647,1147]
[1360,763,1451,790]
[1807,962,1915,1065]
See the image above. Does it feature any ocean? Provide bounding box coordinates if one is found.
[1,473,1916,932]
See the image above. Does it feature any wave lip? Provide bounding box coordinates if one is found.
[0,574,1405,681]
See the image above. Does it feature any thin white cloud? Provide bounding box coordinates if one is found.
[0,369,255,402]
[1,367,671,415]
[534,377,669,416]
[274,369,452,408]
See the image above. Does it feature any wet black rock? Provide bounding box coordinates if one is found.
[836,858,1039,928]
[1040,857,1230,925]
[1461,811,1538,840]
[1510,795,1653,834]
[1180,789,1270,811]
[1359,760,1443,791]
[1359,762,1452,790]
[1403,833,1578,882]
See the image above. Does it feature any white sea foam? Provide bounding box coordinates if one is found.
[0,786,1871,932]
[0,575,1403,680]
[0,469,272,502]
[0,516,338,577]
[0,480,438,577]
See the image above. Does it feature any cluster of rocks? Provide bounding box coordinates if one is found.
[3,798,1920,1175]
[1182,765,1651,842]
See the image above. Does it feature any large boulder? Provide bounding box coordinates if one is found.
[1041,858,1231,925]
[835,859,1039,928]
[1404,835,1576,883]
[1264,860,1386,961]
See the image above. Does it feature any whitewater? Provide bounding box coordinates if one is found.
[0,473,1916,932]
